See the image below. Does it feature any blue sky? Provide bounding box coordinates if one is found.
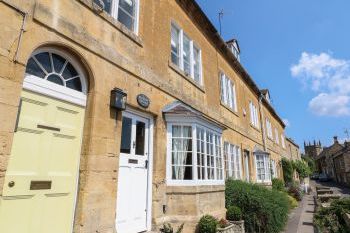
[196,0,350,150]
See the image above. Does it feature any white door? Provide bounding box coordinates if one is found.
[116,112,150,233]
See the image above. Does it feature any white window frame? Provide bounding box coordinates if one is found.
[224,142,242,180]
[97,0,140,34]
[275,128,279,144]
[249,101,259,128]
[170,22,203,85]
[281,134,286,148]
[266,118,273,139]
[220,73,238,112]
[255,153,271,183]
[166,117,224,186]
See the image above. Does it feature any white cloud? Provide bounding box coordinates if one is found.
[309,93,350,116]
[283,119,290,127]
[291,52,350,117]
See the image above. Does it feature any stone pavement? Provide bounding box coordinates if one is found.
[284,189,317,233]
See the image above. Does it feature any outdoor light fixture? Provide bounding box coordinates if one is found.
[110,88,127,111]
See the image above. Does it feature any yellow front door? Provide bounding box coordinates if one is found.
[0,90,85,233]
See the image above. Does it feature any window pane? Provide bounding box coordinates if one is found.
[193,46,201,83]
[66,77,83,92]
[47,74,64,86]
[120,117,132,154]
[171,25,180,66]
[135,121,145,155]
[94,0,112,14]
[35,52,52,73]
[118,7,134,31]
[183,34,191,75]
[26,57,46,78]
[171,125,193,180]
[52,53,66,73]
[119,0,134,15]
[62,62,78,80]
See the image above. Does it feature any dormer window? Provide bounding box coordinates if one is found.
[226,39,240,62]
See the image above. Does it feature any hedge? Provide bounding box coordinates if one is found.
[225,180,290,233]
[282,158,294,184]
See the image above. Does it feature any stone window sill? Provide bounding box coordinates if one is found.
[250,124,261,132]
[220,102,239,117]
[168,61,205,93]
[79,0,143,47]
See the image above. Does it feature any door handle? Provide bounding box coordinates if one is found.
[145,160,148,169]
[133,141,136,149]
[8,181,15,188]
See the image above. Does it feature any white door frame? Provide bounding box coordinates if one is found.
[117,107,154,232]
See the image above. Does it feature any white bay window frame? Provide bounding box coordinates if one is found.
[166,116,224,186]
[95,0,140,34]
[170,22,203,85]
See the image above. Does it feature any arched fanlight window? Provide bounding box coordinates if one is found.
[25,51,85,93]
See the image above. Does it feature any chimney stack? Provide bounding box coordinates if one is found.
[334,136,338,144]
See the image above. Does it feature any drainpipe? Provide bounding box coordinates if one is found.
[1,0,28,62]
[258,94,267,152]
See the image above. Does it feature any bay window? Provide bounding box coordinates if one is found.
[170,23,203,85]
[167,123,224,185]
[255,153,271,183]
[224,142,242,180]
[94,0,139,33]
[220,73,238,112]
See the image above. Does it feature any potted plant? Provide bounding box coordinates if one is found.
[226,206,245,233]
[217,218,236,233]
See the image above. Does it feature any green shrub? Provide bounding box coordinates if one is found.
[225,180,290,233]
[314,198,350,233]
[159,223,184,233]
[288,184,303,201]
[226,206,242,221]
[272,178,285,191]
[294,160,311,179]
[287,195,298,209]
[282,158,294,184]
[198,215,217,233]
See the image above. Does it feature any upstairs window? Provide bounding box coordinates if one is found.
[224,142,242,180]
[94,0,139,33]
[249,101,259,128]
[220,73,237,112]
[281,134,286,148]
[266,118,273,139]
[275,128,279,144]
[170,23,203,85]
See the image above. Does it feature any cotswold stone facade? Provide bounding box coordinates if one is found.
[0,0,287,232]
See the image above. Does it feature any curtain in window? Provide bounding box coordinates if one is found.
[172,126,191,180]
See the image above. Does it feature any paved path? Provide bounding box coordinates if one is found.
[284,193,316,233]
[284,180,350,233]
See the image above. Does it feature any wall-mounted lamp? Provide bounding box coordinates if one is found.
[110,88,127,111]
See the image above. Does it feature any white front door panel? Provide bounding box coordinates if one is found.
[116,112,150,233]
